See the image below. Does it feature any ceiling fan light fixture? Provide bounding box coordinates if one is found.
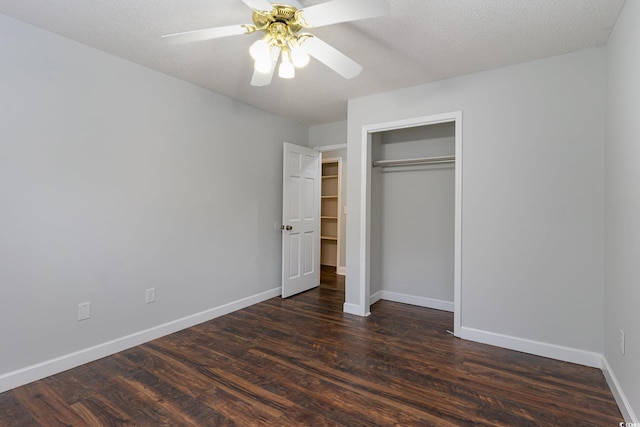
[164,0,391,86]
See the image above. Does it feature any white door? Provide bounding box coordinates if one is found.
[282,143,321,298]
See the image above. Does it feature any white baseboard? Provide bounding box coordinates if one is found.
[370,291,383,305]
[460,326,603,368]
[336,266,346,276]
[0,287,281,394]
[374,291,454,312]
[601,357,638,422]
[343,302,370,317]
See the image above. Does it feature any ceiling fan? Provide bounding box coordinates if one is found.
[162,0,390,86]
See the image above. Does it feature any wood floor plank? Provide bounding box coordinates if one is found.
[139,341,296,416]
[70,395,135,426]
[0,268,623,426]
[11,382,88,426]
[0,391,39,427]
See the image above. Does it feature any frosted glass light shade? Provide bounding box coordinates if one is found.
[290,44,310,68]
[249,39,271,63]
[278,49,295,78]
[278,60,295,78]
[289,38,310,68]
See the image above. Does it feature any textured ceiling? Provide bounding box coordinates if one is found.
[0,0,626,125]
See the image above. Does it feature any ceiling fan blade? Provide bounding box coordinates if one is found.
[251,47,281,87]
[299,0,389,28]
[240,0,273,11]
[162,25,249,45]
[302,36,362,79]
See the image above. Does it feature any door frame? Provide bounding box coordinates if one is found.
[355,111,463,336]
[316,143,347,152]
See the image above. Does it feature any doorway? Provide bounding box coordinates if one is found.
[317,144,347,277]
[281,143,347,299]
[350,111,463,336]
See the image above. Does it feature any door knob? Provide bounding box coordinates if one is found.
[281,225,293,231]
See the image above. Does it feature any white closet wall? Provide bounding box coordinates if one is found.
[370,123,455,306]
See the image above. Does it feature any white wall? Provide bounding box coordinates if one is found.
[370,124,455,306]
[0,14,307,388]
[309,121,347,147]
[347,47,606,358]
[604,0,640,421]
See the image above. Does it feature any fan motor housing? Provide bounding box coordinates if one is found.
[252,4,304,35]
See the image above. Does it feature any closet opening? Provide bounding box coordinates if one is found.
[321,158,341,271]
[354,112,462,335]
[318,146,347,278]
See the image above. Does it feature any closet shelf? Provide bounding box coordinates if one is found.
[321,236,338,241]
[373,155,455,168]
[322,175,339,179]
[321,195,338,199]
[321,216,338,219]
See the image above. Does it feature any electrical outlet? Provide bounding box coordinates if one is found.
[620,329,625,355]
[78,302,91,321]
[145,287,156,304]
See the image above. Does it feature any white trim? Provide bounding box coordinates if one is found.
[315,143,347,152]
[378,291,454,312]
[343,302,370,317]
[336,266,346,275]
[353,128,372,318]
[0,287,281,394]
[601,357,638,422]
[460,326,602,368]
[355,111,463,338]
[453,114,463,336]
[370,291,383,305]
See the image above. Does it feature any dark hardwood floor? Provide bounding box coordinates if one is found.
[0,267,623,426]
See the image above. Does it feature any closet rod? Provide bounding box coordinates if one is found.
[372,155,455,168]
